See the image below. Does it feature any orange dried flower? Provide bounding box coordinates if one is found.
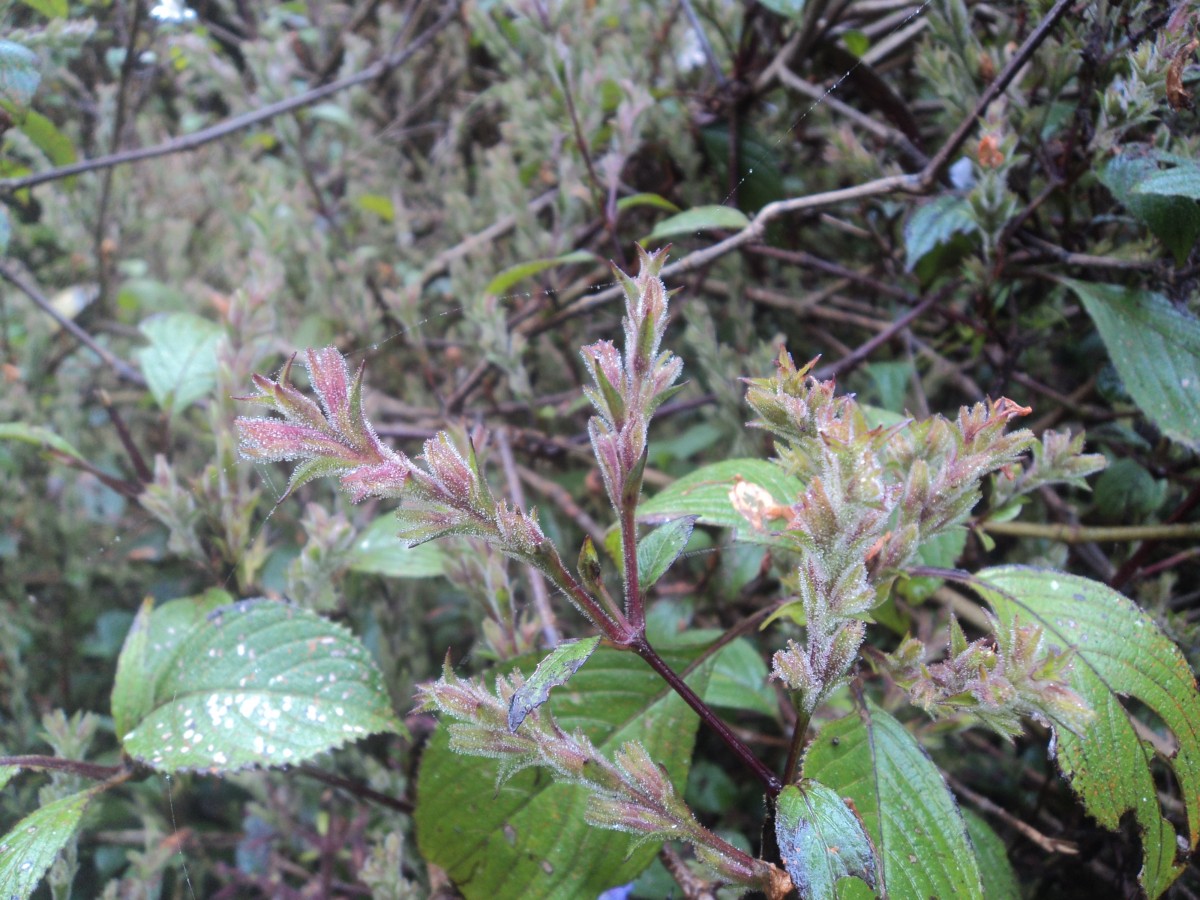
[977,134,1005,169]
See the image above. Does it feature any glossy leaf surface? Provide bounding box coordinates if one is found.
[646,205,750,241]
[119,598,402,772]
[636,516,695,590]
[637,459,801,537]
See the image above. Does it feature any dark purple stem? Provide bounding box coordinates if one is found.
[538,547,633,644]
[632,636,782,795]
[0,755,124,781]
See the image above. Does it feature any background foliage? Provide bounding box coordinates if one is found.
[1,0,1199,896]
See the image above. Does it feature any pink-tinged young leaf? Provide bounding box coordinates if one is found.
[304,347,352,428]
[247,359,329,431]
[340,459,411,502]
[236,418,362,463]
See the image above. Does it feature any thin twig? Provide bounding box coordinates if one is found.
[297,764,413,814]
[414,190,558,291]
[679,0,727,86]
[659,843,718,900]
[515,462,607,547]
[814,288,947,381]
[981,520,1200,543]
[772,64,927,167]
[532,173,917,334]
[0,260,146,385]
[447,0,1076,433]
[97,388,152,483]
[945,773,1079,855]
[94,0,147,304]
[0,3,460,195]
[633,635,782,795]
[1111,481,1200,589]
[0,754,125,782]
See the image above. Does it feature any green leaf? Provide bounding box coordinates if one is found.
[18,0,68,17]
[971,567,1200,899]
[507,636,601,731]
[354,193,395,222]
[1066,280,1200,450]
[307,102,354,128]
[0,40,41,109]
[637,458,802,539]
[898,527,967,604]
[1092,458,1165,522]
[646,205,750,241]
[644,602,776,717]
[346,513,445,578]
[616,192,681,214]
[704,637,776,717]
[135,312,225,414]
[18,110,76,167]
[119,598,402,772]
[1099,153,1200,265]
[416,646,712,899]
[698,125,786,216]
[484,251,595,298]
[803,701,984,899]
[842,29,870,58]
[1134,162,1200,199]
[961,809,1019,900]
[904,195,976,271]
[636,516,695,590]
[111,590,232,741]
[775,779,878,899]
[0,789,92,900]
[0,422,87,463]
[864,360,910,414]
[757,0,805,15]
[117,277,188,314]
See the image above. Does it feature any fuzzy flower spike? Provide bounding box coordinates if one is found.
[236,348,412,503]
